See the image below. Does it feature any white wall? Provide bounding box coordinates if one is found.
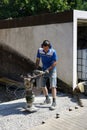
[0,22,73,86]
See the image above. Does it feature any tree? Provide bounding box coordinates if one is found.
[0,0,87,19]
[68,0,87,10]
[0,0,70,19]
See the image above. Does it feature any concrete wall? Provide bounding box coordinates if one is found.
[0,22,73,86]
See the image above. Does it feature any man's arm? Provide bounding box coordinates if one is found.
[48,61,57,71]
[48,50,58,71]
[35,58,40,69]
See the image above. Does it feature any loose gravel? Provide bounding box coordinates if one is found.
[0,93,84,130]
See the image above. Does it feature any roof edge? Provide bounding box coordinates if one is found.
[0,10,73,29]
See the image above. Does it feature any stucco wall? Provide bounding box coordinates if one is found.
[0,22,73,86]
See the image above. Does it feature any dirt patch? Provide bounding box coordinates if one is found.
[0,85,42,103]
[0,85,24,103]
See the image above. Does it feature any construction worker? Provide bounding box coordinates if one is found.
[35,40,58,110]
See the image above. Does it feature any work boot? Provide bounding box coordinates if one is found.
[49,102,56,110]
[41,98,51,105]
[44,98,51,104]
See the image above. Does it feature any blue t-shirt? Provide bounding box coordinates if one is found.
[37,47,58,71]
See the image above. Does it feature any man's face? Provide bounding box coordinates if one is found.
[43,45,49,53]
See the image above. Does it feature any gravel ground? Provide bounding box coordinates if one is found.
[0,92,83,130]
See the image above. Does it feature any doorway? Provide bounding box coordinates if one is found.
[77,19,87,82]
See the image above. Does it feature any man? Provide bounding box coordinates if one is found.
[35,40,58,110]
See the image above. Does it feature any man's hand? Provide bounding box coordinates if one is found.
[45,69,49,74]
